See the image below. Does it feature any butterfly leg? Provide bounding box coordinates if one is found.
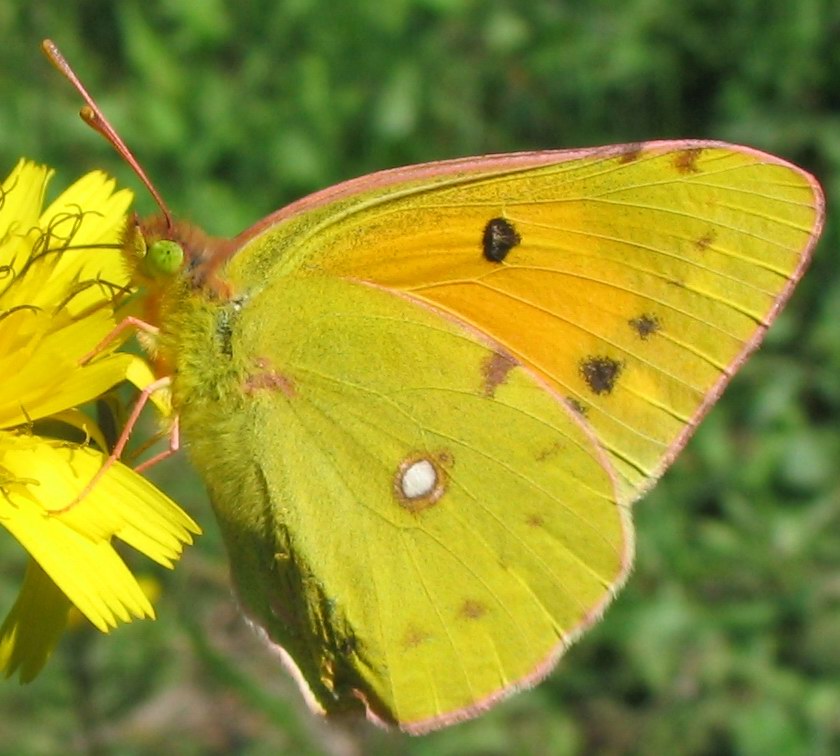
[134,415,180,473]
[79,315,160,366]
[48,376,173,515]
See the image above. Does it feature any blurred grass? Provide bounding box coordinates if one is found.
[1,1,839,754]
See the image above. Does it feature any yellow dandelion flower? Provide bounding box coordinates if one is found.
[0,160,200,682]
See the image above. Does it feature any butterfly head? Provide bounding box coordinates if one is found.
[123,212,233,299]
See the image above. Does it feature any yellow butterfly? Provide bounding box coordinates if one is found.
[48,42,824,733]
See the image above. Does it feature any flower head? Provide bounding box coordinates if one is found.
[0,160,199,681]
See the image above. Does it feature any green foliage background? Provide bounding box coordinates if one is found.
[1,1,839,754]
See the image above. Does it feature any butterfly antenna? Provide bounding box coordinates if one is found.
[42,39,174,230]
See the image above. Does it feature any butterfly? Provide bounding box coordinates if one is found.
[46,41,824,734]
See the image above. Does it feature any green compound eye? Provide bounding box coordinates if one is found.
[143,240,185,278]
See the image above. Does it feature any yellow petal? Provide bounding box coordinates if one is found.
[0,308,151,428]
[45,408,110,454]
[0,161,195,684]
[2,490,154,631]
[40,169,132,247]
[39,169,133,291]
[0,161,49,251]
[0,161,141,429]
[0,560,70,682]
[0,433,199,632]
[101,462,199,565]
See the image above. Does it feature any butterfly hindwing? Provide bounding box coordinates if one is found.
[181,275,629,732]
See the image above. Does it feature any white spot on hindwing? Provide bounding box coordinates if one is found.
[402,459,436,498]
[394,451,452,512]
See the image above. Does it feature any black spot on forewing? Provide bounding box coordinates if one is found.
[580,356,623,395]
[629,313,661,340]
[482,217,521,262]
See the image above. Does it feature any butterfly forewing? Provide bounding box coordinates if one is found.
[229,142,823,504]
